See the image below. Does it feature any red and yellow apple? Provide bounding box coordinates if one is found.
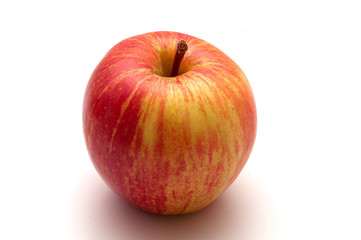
[83,31,257,215]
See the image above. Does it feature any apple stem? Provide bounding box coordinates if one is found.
[170,40,188,77]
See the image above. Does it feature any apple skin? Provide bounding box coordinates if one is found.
[83,31,257,215]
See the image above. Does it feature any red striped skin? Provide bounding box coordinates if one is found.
[83,31,257,215]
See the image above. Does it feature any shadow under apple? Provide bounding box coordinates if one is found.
[69,170,275,240]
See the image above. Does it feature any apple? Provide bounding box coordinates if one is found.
[83,31,257,215]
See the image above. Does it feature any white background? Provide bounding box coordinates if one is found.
[1,0,360,239]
